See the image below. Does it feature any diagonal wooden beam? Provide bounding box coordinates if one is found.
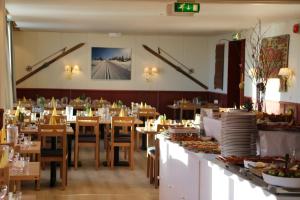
[16,43,85,85]
[142,44,208,90]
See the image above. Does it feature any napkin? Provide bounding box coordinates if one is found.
[52,107,57,116]
[0,128,6,143]
[51,97,55,108]
[49,116,57,125]
[119,108,126,117]
[88,108,93,117]
[15,106,20,118]
[0,147,8,168]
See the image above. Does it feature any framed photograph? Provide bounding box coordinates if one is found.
[91,47,132,80]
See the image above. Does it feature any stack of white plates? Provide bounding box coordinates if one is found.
[221,112,257,157]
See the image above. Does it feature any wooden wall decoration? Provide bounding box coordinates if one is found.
[214,44,225,89]
[0,109,3,129]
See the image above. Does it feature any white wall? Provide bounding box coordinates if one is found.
[14,31,210,91]
[208,19,300,104]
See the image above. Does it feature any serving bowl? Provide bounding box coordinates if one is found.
[262,172,300,188]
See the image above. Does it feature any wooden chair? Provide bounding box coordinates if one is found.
[104,107,121,147]
[147,137,160,188]
[44,115,67,124]
[39,124,67,190]
[106,116,135,169]
[136,108,157,150]
[137,108,157,120]
[179,103,196,120]
[41,115,67,150]
[74,116,100,170]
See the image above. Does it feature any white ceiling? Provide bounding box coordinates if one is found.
[5,0,300,35]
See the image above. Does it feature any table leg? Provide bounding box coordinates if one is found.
[67,135,73,167]
[141,134,147,150]
[50,137,57,187]
[103,146,129,167]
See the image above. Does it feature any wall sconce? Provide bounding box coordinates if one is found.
[65,65,80,79]
[278,67,293,92]
[144,67,158,81]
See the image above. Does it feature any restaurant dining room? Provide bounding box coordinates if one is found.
[1,0,300,199]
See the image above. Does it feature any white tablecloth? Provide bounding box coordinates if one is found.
[259,130,300,159]
[203,116,222,142]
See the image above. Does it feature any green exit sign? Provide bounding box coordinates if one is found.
[174,2,200,13]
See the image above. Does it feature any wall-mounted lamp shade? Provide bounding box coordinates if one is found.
[151,67,158,73]
[278,67,290,77]
[65,65,71,73]
[143,66,158,82]
[144,67,150,73]
[72,65,80,73]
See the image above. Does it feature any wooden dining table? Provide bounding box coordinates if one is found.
[9,162,40,191]
[136,127,157,150]
[16,141,41,163]
[20,126,74,187]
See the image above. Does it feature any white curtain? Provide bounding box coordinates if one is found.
[0,0,13,109]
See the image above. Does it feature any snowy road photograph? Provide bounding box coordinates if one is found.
[91,47,132,80]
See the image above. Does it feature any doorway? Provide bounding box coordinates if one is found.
[227,39,245,108]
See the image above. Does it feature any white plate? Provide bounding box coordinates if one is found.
[262,172,300,189]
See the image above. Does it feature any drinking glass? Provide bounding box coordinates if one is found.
[0,145,9,168]
[0,185,7,199]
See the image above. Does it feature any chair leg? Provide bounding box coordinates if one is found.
[96,138,99,170]
[66,159,68,186]
[35,180,40,191]
[154,157,159,188]
[149,157,153,184]
[110,145,114,169]
[106,144,110,166]
[130,145,134,170]
[74,142,78,169]
[147,154,150,178]
[61,161,66,190]
[136,132,140,151]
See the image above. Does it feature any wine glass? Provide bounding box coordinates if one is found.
[0,185,7,199]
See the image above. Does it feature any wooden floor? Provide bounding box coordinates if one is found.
[20,143,159,200]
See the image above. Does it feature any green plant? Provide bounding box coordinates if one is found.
[242,101,253,111]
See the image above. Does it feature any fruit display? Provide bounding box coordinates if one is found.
[256,112,294,126]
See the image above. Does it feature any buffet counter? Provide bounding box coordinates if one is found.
[203,116,300,159]
[158,134,300,200]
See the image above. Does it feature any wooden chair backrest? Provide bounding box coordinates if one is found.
[180,103,196,111]
[137,108,156,120]
[38,124,67,156]
[75,116,99,137]
[44,115,67,124]
[111,116,135,143]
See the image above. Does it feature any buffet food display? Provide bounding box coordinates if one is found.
[181,140,220,154]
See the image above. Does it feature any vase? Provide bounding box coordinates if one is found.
[256,83,266,112]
